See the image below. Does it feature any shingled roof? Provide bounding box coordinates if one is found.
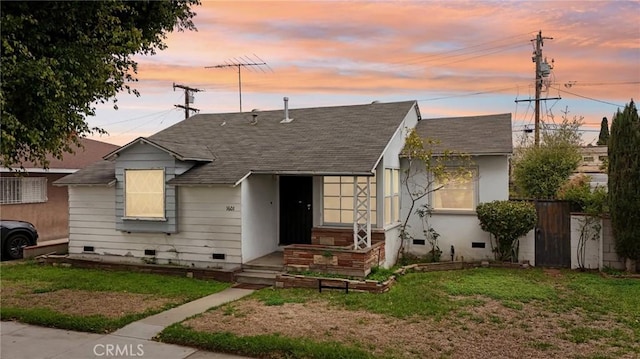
[415,113,513,155]
[58,101,417,186]
[7,138,118,172]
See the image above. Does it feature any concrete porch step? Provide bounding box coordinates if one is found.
[235,270,280,286]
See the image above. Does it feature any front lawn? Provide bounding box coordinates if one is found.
[0,262,229,333]
[158,268,640,359]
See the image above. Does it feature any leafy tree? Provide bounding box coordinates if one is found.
[597,117,609,145]
[476,200,537,262]
[398,128,472,260]
[608,100,640,267]
[512,110,582,199]
[1,1,199,170]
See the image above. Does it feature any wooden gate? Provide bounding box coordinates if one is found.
[534,200,571,267]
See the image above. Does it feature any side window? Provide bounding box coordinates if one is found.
[384,168,400,225]
[433,169,477,211]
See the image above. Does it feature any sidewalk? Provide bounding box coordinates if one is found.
[1,287,256,359]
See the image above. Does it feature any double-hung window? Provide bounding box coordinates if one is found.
[433,169,477,211]
[384,168,400,225]
[124,169,165,219]
[323,176,376,225]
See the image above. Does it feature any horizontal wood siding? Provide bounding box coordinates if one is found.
[68,185,242,267]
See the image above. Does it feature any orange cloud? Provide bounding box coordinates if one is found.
[97,0,638,141]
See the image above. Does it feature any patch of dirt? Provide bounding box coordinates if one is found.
[1,288,177,318]
[184,298,637,359]
[543,268,564,278]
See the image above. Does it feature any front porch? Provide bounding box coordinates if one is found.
[240,226,387,282]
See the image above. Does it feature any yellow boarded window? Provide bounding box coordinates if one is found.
[125,169,165,218]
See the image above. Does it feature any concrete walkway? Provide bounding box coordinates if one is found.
[1,287,255,359]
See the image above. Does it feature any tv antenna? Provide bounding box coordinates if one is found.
[205,54,271,112]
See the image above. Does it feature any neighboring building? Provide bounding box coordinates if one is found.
[402,114,513,262]
[56,100,512,269]
[1,139,119,241]
[576,145,608,187]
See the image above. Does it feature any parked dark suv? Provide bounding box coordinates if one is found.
[1,220,38,260]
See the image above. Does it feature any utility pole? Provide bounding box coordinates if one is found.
[173,83,202,119]
[533,30,553,146]
[205,55,270,112]
[515,31,559,145]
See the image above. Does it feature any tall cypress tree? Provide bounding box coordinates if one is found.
[597,117,609,145]
[608,100,640,266]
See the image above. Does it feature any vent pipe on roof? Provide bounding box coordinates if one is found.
[250,109,258,125]
[280,97,293,123]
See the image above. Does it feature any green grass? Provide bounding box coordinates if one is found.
[158,323,377,359]
[0,262,229,299]
[256,268,558,320]
[0,262,230,332]
[160,267,640,358]
[441,267,557,302]
[0,307,161,333]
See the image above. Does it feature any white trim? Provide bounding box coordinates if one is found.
[234,171,252,187]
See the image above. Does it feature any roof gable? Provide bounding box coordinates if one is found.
[104,137,215,162]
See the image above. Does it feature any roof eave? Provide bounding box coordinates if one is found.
[54,179,116,187]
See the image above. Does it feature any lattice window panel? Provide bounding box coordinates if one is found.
[125,169,165,218]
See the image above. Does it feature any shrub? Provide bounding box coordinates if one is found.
[557,175,608,215]
[476,201,537,262]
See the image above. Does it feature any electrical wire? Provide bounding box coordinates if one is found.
[549,86,626,107]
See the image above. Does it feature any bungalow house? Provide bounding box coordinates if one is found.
[55,100,512,272]
[1,138,118,241]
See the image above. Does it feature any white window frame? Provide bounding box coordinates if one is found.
[432,168,478,212]
[0,177,47,204]
[323,176,376,226]
[123,169,166,220]
[384,168,400,225]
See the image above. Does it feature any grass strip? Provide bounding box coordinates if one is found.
[1,307,158,333]
[158,323,376,359]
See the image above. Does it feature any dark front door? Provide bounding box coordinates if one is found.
[534,200,571,267]
[279,176,312,245]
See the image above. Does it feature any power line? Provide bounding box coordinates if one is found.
[385,31,535,67]
[93,108,178,126]
[417,85,526,102]
[549,86,625,107]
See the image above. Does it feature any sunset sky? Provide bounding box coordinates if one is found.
[89,0,640,146]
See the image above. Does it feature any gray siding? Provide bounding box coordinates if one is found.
[68,185,242,268]
[114,142,194,233]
